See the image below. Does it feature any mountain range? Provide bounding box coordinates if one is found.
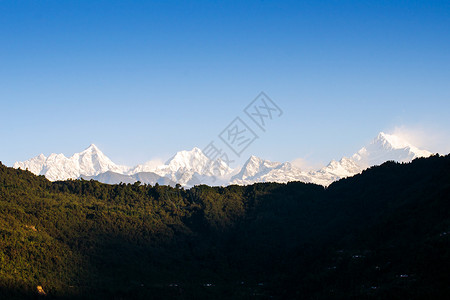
[13,132,433,187]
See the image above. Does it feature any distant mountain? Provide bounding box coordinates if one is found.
[307,132,433,185]
[229,132,433,186]
[351,132,432,168]
[13,144,129,181]
[231,155,283,181]
[13,132,434,186]
[308,157,363,186]
[81,171,176,186]
[151,147,234,186]
[127,147,234,187]
[230,156,310,185]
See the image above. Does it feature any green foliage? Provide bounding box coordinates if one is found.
[0,155,449,299]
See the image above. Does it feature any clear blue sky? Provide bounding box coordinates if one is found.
[1,0,449,168]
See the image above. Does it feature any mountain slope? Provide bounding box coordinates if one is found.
[13,132,434,186]
[352,132,432,168]
[307,132,433,185]
[81,171,176,186]
[1,155,450,299]
[14,144,129,181]
[230,156,311,185]
[134,147,234,186]
[308,157,363,186]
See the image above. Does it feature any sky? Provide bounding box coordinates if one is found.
[1,0,449,169]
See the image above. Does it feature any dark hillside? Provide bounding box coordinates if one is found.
[0,155,449,299]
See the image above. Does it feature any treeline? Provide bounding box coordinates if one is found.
[0,155,449,299]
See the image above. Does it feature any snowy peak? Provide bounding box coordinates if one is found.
[309,132,433,186]
[13,153,47,175]
[154,148,233,186]
[128,147,235,187]
[81,144,102,154]
[323,157,362,175]
[375,132,410,149]
[13,131,435,187]
[164,147,207,172]
[352,132,432,168]
[73,144,124,176]
[230,156,309,185]
[308,157,363,186]
[232,156,283,181]
[129,159,163,174]
[14,145,128,181]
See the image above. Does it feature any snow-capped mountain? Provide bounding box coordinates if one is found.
[152,147,234,186]
[306,132,432,186]
[127,159,163,174]
[230,156,310,185]
[81,171,176,186]
[13,132,434,187]
[231,155,283,181]
[230,132,433,186]
[161,147,232,176]
[13,144,129,181]
[307,157,364,186]
[351,132,432,168]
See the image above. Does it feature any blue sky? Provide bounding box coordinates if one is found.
[1,0,449,168]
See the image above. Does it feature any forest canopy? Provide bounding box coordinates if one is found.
[0,155,449,299]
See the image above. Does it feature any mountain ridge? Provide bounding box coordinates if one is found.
[2,153,450,299]
[13,132,433,186]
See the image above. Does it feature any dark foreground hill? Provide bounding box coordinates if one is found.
[0,155,449,299]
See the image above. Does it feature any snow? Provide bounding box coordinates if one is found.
[352,132,432,168]
[13,144,129,181]
[13,132,433,187]
[230,132,432,186]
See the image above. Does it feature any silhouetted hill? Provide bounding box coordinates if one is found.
[0,155,449,299]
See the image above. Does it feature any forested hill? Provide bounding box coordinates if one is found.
[0,154,449,299]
